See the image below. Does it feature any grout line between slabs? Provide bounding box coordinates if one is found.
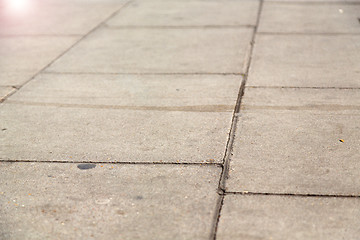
[0,0,134,104]
[0,159,222,167]
[247,86,360,90]
[41,71,245,76]
[0,34,83,38]
[225,191,360,199]
[265,1,360,5]
[104,24,256,29]
[210,1,265,239]
[258,32,360,36]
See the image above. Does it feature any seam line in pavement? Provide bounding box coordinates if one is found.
[247,86,360,89]
[0,34,83,37]
[0,0,133,104]
[225,191,360,198]
[258,32,360,36]
[0,159,222,166]
[104,25,256,29]
[210,0,265,239]
[42,71,245,76]
[265,1,360,5]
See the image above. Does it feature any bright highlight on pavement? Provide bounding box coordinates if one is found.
[4,0,31,14]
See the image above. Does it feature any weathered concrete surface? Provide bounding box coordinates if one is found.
[259,2,360,33]
[0,87,15,101]
[46,28,252,74]
[0,36,79,86]
[0,0,127,35]
[217,195,360,240]
[0,162,220,240]
[0,103,233,163]
[226,88,360,195]
[107,0,259,27]
[9,73,241,107]
[248,35,360,88]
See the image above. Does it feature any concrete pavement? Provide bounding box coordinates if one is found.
[1,0,359,239]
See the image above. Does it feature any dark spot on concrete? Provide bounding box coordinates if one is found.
[176,89,180,91]
[117,210,125,215]
[2,128,7,131]
[48,175,53,178]
[135,195,143,200]
[77,163,96,170]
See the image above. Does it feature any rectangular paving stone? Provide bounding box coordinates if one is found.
[106,0,259,27]
[0,162,220,240]
[217,195,360,240]
[0,36,79,86]
[259,2,360,33]
[1,103,233,163]
[9,73,241,107]
[226,88,360,195]
[46,28,253,74]
[248,35,360,88]
[0,0,127,35]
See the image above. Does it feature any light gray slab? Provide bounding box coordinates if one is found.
[1,103,233,163]
[9,73,241,107]
[107,0,259,27]
[0,162,221,240]
[259,2,360,33]
[0,36,79,86]
[248,35,360,88]
[226,88,360,195]
[46,28,253,74]
[217,195,360,240]
[0,1,127,35]
[0,87,15,101]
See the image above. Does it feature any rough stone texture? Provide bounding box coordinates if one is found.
[0,162,221,240]
[260,2,360,33]
[46,28,253,74]
[226,88,360,195]
[217,195,360,240]
[0,0,127,35]
[0,87,15,101]
[247,35,360,88]
[106,0,259,27]
[0,36,79,86]
[9,73,241,107]
[0,103,233,163]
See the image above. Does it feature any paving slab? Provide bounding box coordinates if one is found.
[217,195,360,240]
[0,36,80,86]
[9,73,241,107]
[248,34,360,88]
[106,0,259,27]
[0,162,221,240]
[259,2,360,33]
[0,103,233,163]
[46,28,253,74]
[226,88,360,195]
[0,0,127,35]
[0,87,15,101]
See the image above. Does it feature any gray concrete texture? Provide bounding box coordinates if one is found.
[46,28,253,74]
[106,0,259,27]
[0,162,221,240]
[247,35,360,88]
[1,73,240,163]
[0,0,127,35]
[1,0,360,239]
[217,195,360,240]
[226,88,360,195]
[0,36,80,86]
[259,2,360,33]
